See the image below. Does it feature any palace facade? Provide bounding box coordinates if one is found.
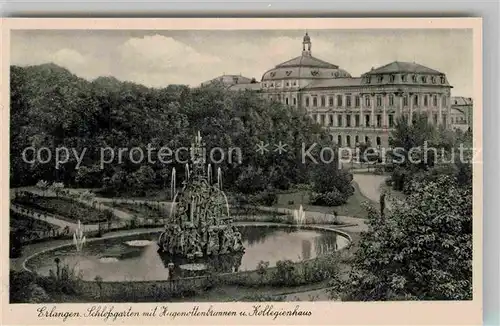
[202,33,470,149]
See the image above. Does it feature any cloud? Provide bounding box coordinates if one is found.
[114,35,222,86]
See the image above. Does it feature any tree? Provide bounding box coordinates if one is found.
[336,176,472,301]
[35,180,49,197]
[50,182,65,198]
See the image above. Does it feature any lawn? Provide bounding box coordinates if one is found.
[274,181,377,219]
[10,210,57,232]
[110,202,165,221]
[13,197,112,224]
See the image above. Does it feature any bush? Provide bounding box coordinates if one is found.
[249,190,278,206]
[272,260,300,286]
[309,188,348,206]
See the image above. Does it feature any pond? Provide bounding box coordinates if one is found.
[26,225,349,282]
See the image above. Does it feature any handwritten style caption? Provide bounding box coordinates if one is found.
[37,304,312,322]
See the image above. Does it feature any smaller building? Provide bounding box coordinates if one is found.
[200,74,257,88]
[450,96,473,131]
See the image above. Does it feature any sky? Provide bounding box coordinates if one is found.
[11,29,473,97]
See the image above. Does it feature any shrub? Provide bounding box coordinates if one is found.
[272,260,300,286]
[309,188,348,206]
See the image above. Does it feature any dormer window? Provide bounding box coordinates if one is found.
[421,76,427,83]
[366,76,372,84]
[440,76,446,84]
[390,74,396,82]
[431,76,436,84]
[377,75,384,83]
[270,72,276,77]
[412,75,418,83]
[401,74,408,82]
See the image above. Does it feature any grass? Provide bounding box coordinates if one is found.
[13,197,111,224]
[274,181,376,219]
[110,202,165,221]
[10,210,57,232]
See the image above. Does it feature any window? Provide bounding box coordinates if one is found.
[337,135,342,146]
[293,98,297,105]
[346,95,352,107]
[320,114,326,125]
[376,137,381,146]
[421,76,427,83]
[440,76,446,84]
[286,82,289,87]
[346,135,351,147]
[365,136,370,144]
[366,76,371,84]
[412,75,418,83]
[313,97,318,107]
[285,97,289,105]
[433,95,437,107]
[263,83,267,87]
[337,115,343,127]
[376,95,383,107]
[389,94,394,106]
[365,115,370,127]
[376,114,382,127]
[403,95,409,107]
[424,95,428,107]
[355,114,360,127]
[431,76,436,84]
[293,81,297,86]
[377,75,384,83]
[329,134,334,141]
[390,74,396,82]
[346,114,351,127]
[402,74,407,82]
[442,114,447,127]
[414,95,419,106]
[329,114,334,126]
[355,95,360,107]
[329,96,334,106]
[434,114,438,124]
[337,95,343,107]
[388,114,394,127]
[365,96,371,107]
[442,96,447,107]
[312,114,317,122]
[321,96,326,107]
[355,135,359,144]
[305,97,310,107]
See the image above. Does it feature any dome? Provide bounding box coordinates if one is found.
[261,32,351,82]
[261,55,352,81]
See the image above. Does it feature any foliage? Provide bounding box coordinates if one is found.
[389,113,473,194]
[338,176,472,301]
[10,64,327,197]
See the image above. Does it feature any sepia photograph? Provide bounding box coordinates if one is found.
[2,18,482,325]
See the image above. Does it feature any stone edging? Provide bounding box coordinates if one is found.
[22,223,352,284]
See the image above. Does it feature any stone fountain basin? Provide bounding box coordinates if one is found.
[23,223,351,282]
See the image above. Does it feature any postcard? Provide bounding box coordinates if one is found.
[1,17,482,325]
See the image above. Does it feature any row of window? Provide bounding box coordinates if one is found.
[451,117,467,124]
[263,80,298,88]
[312,113,395,128]
[333,134,383,147]
[302,94,447,108]
[365,74,446,85]
[314,112,449,128]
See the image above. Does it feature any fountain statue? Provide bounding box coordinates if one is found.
[158,132,245,259]
[73,220,86,252]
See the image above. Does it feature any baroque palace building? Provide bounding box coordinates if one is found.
[203,33,467,149]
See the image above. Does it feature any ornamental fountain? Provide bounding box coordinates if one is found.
[157,132,244,260]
